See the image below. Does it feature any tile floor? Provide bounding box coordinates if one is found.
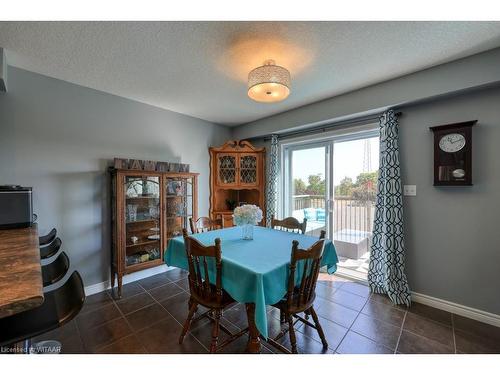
[32,268,500,354]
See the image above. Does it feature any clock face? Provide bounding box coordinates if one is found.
[439,133,466,153]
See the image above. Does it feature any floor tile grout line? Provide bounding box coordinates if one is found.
[334,291,375,353]
[322,295,369,313]
[393,310,407,354]
[139,277,210,353]
[404,308,454,329]
[106,285,149,354]
[96,332,142,353]
[298,290,372,353]
[315,294,362,315]
[97,280,178,353]
[72,316,86,353]
[342,329,396,354]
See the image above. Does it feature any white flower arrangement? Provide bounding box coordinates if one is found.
[233,204,263,226]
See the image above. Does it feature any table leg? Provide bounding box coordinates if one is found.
[245,303,261,353]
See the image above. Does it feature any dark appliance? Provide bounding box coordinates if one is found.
[0,185,33,229]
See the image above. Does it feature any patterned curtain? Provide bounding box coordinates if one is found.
[368,110,411,306]
[265,134,279,227]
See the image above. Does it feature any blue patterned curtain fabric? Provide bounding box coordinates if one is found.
[368,110,411,306]
[265,134,279,227]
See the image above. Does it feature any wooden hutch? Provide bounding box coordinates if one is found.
[110,159,198,298]
[209,140,266,226]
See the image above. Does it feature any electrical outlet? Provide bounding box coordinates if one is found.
[403,185,417,196]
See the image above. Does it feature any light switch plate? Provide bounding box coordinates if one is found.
[403,185,417,196]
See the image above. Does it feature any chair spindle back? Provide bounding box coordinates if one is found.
[182,229,223,304]
[190,216,224,234]
[287,238,325,309]
[271,216,307,234]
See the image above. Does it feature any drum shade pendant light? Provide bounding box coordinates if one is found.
[247,60,291,103]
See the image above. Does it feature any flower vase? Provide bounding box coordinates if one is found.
[242,224,254,240]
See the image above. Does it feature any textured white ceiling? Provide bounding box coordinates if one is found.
[1,21,500,126]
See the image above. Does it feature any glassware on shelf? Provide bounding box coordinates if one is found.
[126,247,160,266]
[127,204,138,222]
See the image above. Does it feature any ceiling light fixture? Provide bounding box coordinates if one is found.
[247,59,291,103]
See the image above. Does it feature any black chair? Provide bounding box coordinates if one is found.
[0,271,86,347]
[39,228,57,247]
[40,237,62,260]
[42,251,70,287]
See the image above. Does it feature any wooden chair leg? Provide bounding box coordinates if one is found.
[309,306,328,348]
[280,310,286,323]
[287,315,298,354]
[210,309,221,353]
[179,300,198,344]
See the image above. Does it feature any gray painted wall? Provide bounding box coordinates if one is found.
[400,87,500,314]
[0,67,231,287]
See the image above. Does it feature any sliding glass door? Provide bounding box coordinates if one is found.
[282,129,379,280]
[282,141,332,238]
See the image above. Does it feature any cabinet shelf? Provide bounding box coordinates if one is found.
[126,239,159,248]
[126,218,157,224]
[126,196,159,199]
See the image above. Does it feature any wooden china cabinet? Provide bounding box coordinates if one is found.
[209,140,266,227]
[110,167,198,298]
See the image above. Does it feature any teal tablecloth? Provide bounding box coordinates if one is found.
[164,226,338,338]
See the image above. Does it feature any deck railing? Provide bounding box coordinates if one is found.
[293,195,375,234]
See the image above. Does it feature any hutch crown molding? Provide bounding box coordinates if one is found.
[209,140,266,227]
[110,160,198,298]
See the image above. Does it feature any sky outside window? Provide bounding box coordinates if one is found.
[291,136,379,186]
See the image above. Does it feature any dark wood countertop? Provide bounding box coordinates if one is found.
[0,225,44,318]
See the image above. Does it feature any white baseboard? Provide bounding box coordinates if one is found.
[84,264,172,296]
[335,270,500,328]
[411,292,500,328]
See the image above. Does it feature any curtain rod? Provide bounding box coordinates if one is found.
[245,111,402,142]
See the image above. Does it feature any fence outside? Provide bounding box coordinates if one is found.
[293,195,375,234]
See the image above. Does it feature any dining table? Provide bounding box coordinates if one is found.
[165,225,338,353]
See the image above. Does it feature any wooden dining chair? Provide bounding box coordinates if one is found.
[189,216,224,234]
[179,229,248,353]
[271,215,307,234]
[267,237,328,354]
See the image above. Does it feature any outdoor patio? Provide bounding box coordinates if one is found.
[292,195,375,277]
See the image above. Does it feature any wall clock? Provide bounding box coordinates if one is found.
[429,120,477,186]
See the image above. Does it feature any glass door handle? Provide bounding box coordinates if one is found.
[327,199,334,212]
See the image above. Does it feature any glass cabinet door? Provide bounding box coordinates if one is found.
[239,154,258,186]
[217,154,237,186]
[165,176,194,243]
[123,175,161,267]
